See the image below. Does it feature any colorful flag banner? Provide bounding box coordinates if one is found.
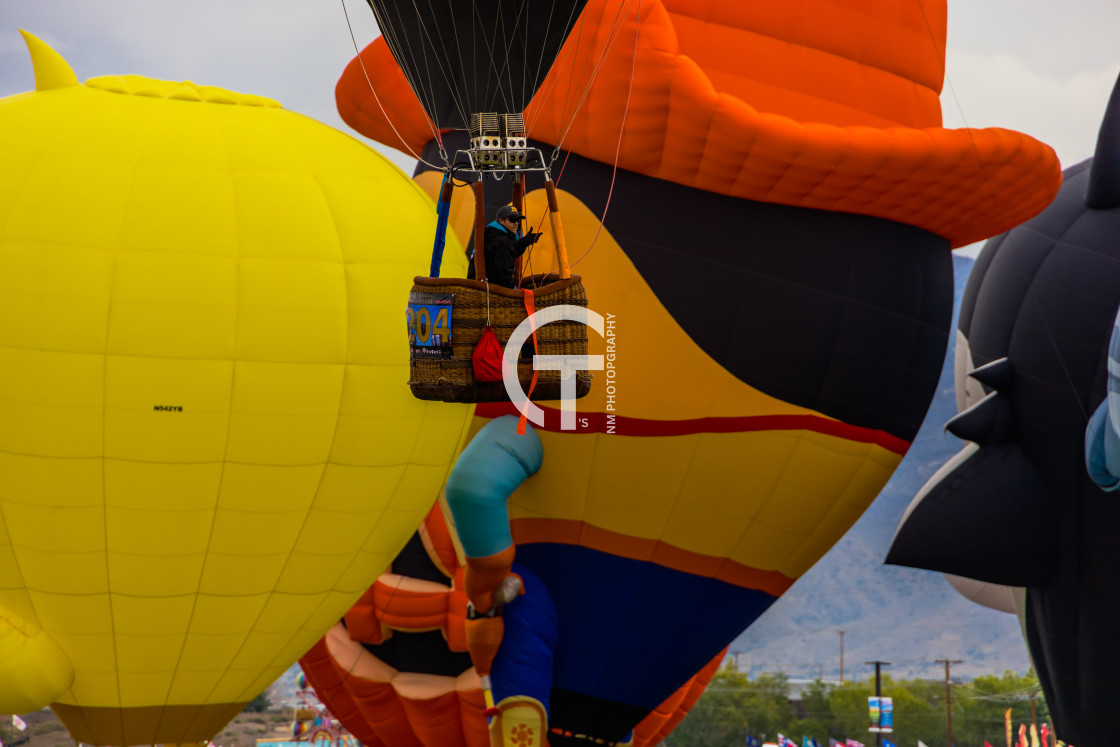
[746,736,762,747]
[829,740,839,747]
[1019,723,1028,747]
[1030,724,1040,747]
[1040,724,1050,747]
[880,697,893,732]
[918,741,929,747]
[868,696,881,731]
[883,741,896,747]
[1005,709,1013,747]
[11,716,26,732]
[846,740,865,747]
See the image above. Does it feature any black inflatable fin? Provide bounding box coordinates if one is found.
[886,443,1056,586]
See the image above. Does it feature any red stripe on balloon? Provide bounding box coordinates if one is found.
[474,403,910,455]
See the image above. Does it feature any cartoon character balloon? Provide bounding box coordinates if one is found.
[889,72,1120,747]
[323,0,1061,744]
[298,499,723,747]
[0,32,471,746]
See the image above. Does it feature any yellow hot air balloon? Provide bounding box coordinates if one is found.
[0,31,472,746]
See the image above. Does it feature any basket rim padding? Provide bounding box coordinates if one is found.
[412,273,583,300]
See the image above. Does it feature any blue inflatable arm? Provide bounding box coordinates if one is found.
[1085,402,1120,491]
[445,414,543,559]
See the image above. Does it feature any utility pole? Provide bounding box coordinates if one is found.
[866,661,890,747]
[838,631,845,682]
[1029,693,1038,733]
[936,659,962,747]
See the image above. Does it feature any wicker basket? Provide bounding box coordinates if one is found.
[407,273,592,403]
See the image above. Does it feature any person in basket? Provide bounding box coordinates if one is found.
[468,204,542,288]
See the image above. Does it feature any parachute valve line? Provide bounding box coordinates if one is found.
[544,177,571,278]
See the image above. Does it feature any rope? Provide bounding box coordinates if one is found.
[363,0,454,143]
[571,0,640,268]
[550,0,641,165]
[341,0,445,169]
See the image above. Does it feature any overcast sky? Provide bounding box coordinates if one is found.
[3,1,1120,254]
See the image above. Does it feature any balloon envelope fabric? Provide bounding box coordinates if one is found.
[331,0,1061,743]
[888,72,1120,747]
[298,501,726,747]
[0,32,472,746]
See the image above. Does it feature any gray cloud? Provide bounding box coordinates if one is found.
[0,1,409,169]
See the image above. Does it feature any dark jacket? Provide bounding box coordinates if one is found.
[467,221,537,288]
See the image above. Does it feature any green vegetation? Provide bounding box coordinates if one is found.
[669,664,1050,747]
[245,690,272,713]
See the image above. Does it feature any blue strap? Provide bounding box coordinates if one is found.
[428,172,452,277]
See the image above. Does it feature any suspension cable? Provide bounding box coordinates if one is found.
[342,0,446,168]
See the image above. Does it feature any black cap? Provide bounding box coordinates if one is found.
[496,205,525,221]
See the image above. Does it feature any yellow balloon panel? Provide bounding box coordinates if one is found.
[0,243,114,354]
[215,462,326,512]
[51,632,115,671]
[309,463,403,511]
[0,35,471,745]
[468,186,908,583]
[188,594,270,636]
[119,167,239,257]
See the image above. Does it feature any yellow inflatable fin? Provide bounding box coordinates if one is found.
[0,605,74,713]
[19,29,79,91]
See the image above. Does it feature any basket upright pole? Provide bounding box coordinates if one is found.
[544,177,571,278]
[428,174,454,277]
[511,173,525,285]
[472,179,487,281]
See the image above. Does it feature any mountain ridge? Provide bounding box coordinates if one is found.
[729,253,1031,682]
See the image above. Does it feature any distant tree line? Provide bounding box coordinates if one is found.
[668,665,1051,747]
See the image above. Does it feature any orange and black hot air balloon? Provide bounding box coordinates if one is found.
[322,1,1062,745]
